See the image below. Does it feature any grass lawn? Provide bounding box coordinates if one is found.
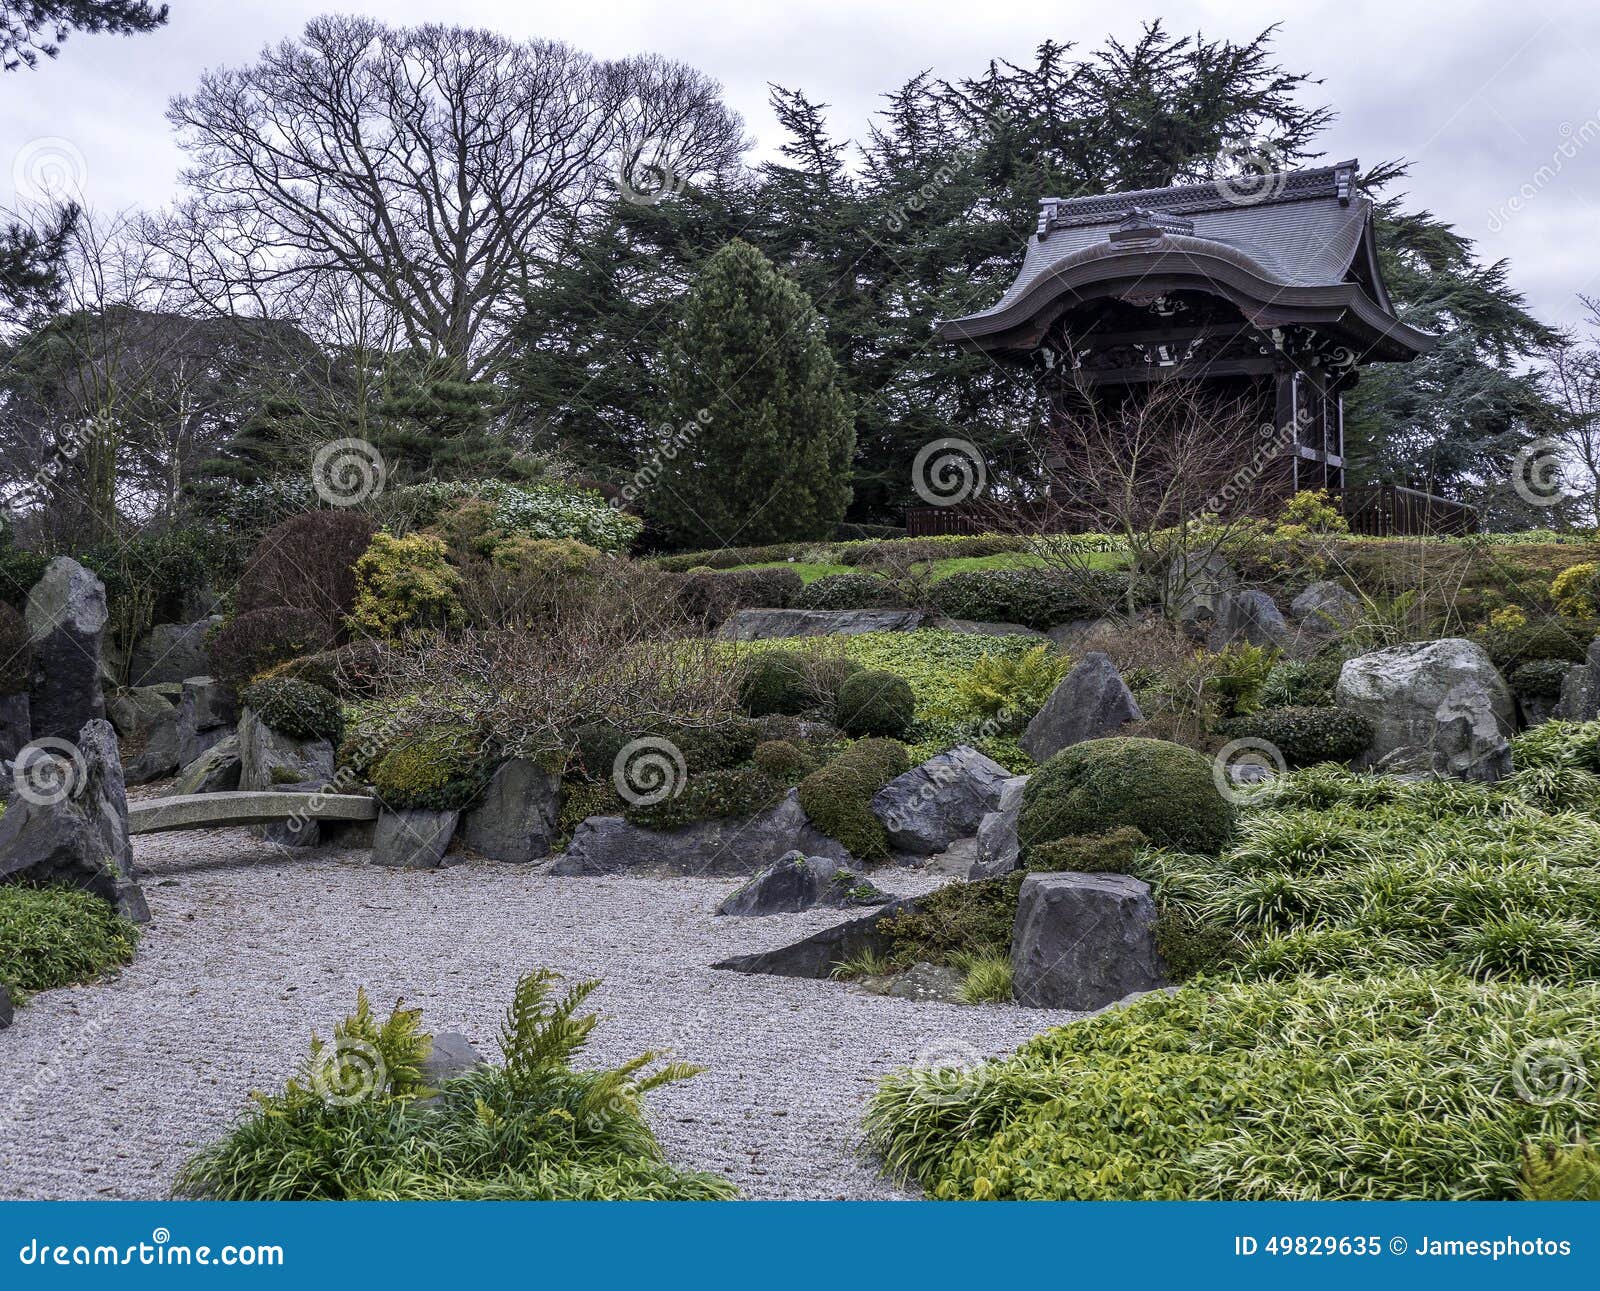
[733,550,1125,584]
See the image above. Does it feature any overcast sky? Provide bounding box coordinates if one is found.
[4,0,1598,331]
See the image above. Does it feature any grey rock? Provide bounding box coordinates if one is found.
[127,617,220,687]
[1010,872,1167,1010]
[551,788,848,877]
[107,687,177,740]
[713,897,920,978]
[25,557,107,741]
[123,707,182,785]
[1290,580,1360,634]
[928,617,1049,640]
[170,733,242,796]
[0,983,11,1028]
[459,759,561,863]
[1518,695,1559,729]
[372,809,459,869]
[1336,639,1514,782]
[0,691,29,763]
[871,744,1013,854]
[238,707,335,847]
[1019,652,1142,763]
[420,1032,483,1086]
[1212,588,1291,650]
[970,775,1029,879]
[176,677,236,766]
[716,851,889,916]
[1165,552,1236,630]
[0,718,145,920]
[716,608,925,640]
[1557,639,1600,722]
[884,962,966,1002]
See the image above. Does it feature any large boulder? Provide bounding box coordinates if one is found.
[1019,652,1142,763]
[459,759,561,863]
[25,557,107,741]
[1557,639,1600,722]
[1010,872,1167,1010]
[1212,588,1291,650]
[0,691,29,763]
[127,616,220,687]
[713,897,920,978]
[717,608,924,640]
[238,707,335,846]
[109,686,183,784]
[372,808,459,869]
[170,732,242,796]
[716,851,889,916]
[1291,580,1361,635]
[0,718,146,921]
[175,675,236,767]
[1335,638,1514,781]
[970,775,1029,880]
[870,744,1012,855]
[1165,553,1236,634]
[107,686,176,740]
[551,788,847,877]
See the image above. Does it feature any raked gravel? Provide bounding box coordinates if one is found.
[0,828,1087,1200]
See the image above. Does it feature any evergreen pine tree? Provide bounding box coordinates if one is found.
[650,240,853,548]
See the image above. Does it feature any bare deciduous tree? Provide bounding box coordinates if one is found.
[155,17,747,375]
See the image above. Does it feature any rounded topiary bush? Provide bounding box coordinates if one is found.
[240,677,344,743]
[0,601,32,695]
[1020,737,1235,856]
[370,726,491,811]
[209,606,331,689]
[1510,658,1572,700]
[737,650,814,716]
[1217,705,1373,768]
[835,669,915,737]
[795,573,902,611]
[753,738,812,782]
[797,738,909,860]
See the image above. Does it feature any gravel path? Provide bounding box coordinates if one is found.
[0,830,1085,1200]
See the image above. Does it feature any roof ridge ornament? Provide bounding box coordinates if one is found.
[1108,206,1195,242]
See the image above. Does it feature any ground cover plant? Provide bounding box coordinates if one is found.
[177,970,736,1201]
[0,886,139,996]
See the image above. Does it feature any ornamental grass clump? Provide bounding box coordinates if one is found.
[178,970,735,1200]
[0,886,138,994]
[864,971,1600,1200]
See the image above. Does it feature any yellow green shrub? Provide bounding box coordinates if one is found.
[348,532,462,638]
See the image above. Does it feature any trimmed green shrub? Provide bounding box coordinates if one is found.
[0,886,139,992]
[1217,706,1373,767]
[929,567,1127,630]
[1027,826,1149,874]
[736,650,815,716]
[795,573,903,610]
[835,670,915,738]
[1510,658,1571,700]
[626,767,784,830]
[370,726,491,811]
[209,606,331,689]
[384,479,641,553]
[571,718,761,782]
[348,532,462,638]
[865,971,1600,1199]
[879,872,1022,967]
[240,677,344,743]
[177,970,735,1200]
[677,568,804,625]
[1480,616,1595,671]
[797,738,909,860]
[1020,737,1235,855]
[0,601,32,695]
[753,739,813,782]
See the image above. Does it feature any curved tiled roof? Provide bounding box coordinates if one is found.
[940,160,1432,360]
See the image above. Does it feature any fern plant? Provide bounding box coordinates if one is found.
[957,644,1071,726]
[277,988,432,1109]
